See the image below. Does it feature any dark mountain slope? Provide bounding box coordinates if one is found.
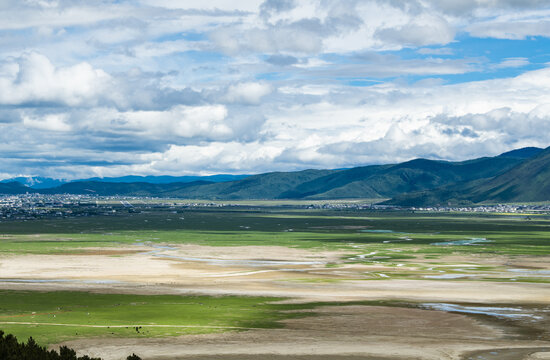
[0,146,543,201]
[468,146,550,203]
[387,146,550,206]
[296,153,533,199]
[83,174,249,184]
[173,148,539,200]
[1,174,249,189]
[0,182,35,194]
[497,147,543,159]
[278,165,389,198]
[0,177,65,189]
[40,181,213,197]
[176,169,335,199]
[37,170,334,199]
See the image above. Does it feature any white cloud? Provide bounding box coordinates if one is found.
[469,20,550,39]
[137,0,262,12]
[210,25,323,55]
[0,52,110,106]
[0,1,132,30]
[141,141,284,174]
[86,105,232,140]
[417,47,454,55]
[374,13,455,46]
[494,57,530,68]
[1,0,550,179]
[210,0,449,55]
[426,0,550,17]
[278,84,333,96]
[22,112,71,132]
[224,82,273,104]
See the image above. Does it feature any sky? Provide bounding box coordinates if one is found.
[2,0,550,180]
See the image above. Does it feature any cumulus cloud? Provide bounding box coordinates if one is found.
[210,24,324,55]
[210,0,367,55]
[0,52,110,106]
[317,105,550,166]
[118,105,231,139]
[469,20,550,39]
[374,14,455,46]
[223,82,273,105]
[142,142,284,174]
[264,54,299,66]
[494,57,530,68]
[0,0,550,179]
[426,0,550,16]
[259,0,296,19]
[23,112,71,132]
[431,107,550,141]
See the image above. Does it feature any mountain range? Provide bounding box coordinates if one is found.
[1,146,548,205]
[385,146,550,206]
[0,174,249,189]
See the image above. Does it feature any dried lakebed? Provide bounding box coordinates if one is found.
[1,209,550,359]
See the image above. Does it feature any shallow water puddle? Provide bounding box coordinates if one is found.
[421,303,543,320]
[507,269,550,278]
[135,241,324,267]
[153,254,324,266]
[431,238,492,246]
[0,278,122,284]
[423,274,471,279]
[463,347,550,360]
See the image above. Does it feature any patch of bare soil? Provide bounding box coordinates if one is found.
[57,305,550,360]
[54,250,147,256]
[527,351,550,360]
[2,245,550,360]
[464,347,550,360]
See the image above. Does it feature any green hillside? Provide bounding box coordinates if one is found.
[286,154,534,199]
[0,182,37,194]
[469,146,550,203]
[1,147,544,201]
[43,154,523,200]
[41,181,213,197]
[387,146,550,206]
[167,169,335,199]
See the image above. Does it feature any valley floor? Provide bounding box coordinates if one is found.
[0,208,549,359]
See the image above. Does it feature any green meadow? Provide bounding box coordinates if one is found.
[0,205,549,345]
[0,206,549,257]
[0,290,317,345]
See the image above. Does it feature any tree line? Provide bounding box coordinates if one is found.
[0,331,141,360]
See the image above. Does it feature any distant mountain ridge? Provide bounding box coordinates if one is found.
[1,174,249,189]
[0,177,66,189]
[386,146,550,206]
[0,146,547,203]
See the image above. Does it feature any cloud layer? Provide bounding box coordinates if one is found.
[1,0,550,179]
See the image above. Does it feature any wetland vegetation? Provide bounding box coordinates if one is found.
[0,201,549,358]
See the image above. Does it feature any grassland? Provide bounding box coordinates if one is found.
[1,206,549,258]
[0,290,323,345]
[1,204,550,357]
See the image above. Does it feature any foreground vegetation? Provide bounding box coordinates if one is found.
[0,206,549,257]
[0,291,324,345]
[0,204,549,346]
[0,331,140,360]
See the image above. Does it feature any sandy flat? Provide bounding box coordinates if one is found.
[528,353,550,360]
[57,305,550,360]
[1,245,550,304]
[1,244,550,360]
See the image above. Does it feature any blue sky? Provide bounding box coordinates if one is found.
[1,0,550,179]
